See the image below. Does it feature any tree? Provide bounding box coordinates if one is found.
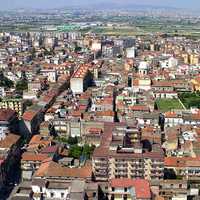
[82,144,95,159]
[31,47,36,58]
[0,71,14,89]
[74,46,82,53]
[16,79,28,92]
[25,100,33,107]
[67,136,78,145]
[69,145,82,159]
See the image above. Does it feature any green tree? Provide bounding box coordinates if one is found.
[82,144,95,159]
[74,46,82,53]
[69,145,82,159]
[16,79,28,92]
[67,136,78,145]
[0,71,14,89]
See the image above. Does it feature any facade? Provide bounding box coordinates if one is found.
[40,69,57,83]
[0,133,21,190]
[70,65,93,94]
[92,125,164,182]
[0,109,19,140]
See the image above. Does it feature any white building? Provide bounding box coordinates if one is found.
[138,61,149,75]
[70,65,91,94]
[160,57,178,68]
[40,69,57,83]
[126,47,136,58]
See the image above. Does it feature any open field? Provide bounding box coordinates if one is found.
[155,99,184,112]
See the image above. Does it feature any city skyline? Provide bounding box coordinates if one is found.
[0,0,200,10]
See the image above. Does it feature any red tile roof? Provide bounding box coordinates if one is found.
[129,105,150,112]
[164,157,200,167]
[165,111,178,118]
[22,152,50,162]
[72,64,89,78]
[35,161,92,179]
[22,110,37,121]
[0,133,20,149]
[88,128,103,134]
[110,178,151,199]
[96,110,115,117]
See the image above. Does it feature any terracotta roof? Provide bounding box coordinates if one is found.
[0,109,16,121]
[96,110,115,117]
[40,145,58,154]
[110,178,151,199]
[71,110,82,117]
[28,135,52,150]
[191,114,200,120]
[22,152,50,162]
[88,128,103,134]
[72,64,89,78]
[22,110,38,121]
[34,161,92,179]
[164,157,200,167]
[132,79,139,86]
[129,105,150,112]
[165,111,178,118]
[152,81,173,87]
[0,133,20,149]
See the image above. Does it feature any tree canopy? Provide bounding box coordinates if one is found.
[0,71,14,89]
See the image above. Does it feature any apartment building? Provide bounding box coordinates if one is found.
[92,123,164,182]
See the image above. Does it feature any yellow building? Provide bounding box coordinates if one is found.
[182,53,189,64]
[191,77,200,91]
[190,54,199,65]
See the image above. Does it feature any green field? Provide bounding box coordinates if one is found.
[155,99,184,112]
[88,26,145,36]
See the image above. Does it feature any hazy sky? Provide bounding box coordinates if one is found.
[0,0,199,10]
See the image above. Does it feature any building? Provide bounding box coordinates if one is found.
[159,180,188,200]
[109,178,151,200]
[92,123,164,182]
[0,98,25,117]
[0,133,21,190]
[40,69,57,83]
[70,65,93,94]
[0,109,19,140]
[126,47,136,59]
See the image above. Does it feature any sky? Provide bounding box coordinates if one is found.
[0,0,199,10]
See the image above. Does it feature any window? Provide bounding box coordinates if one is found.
[112,187,115,192]
[50,193,54,198]
[124,194,127,200]
[124,187,127,192]
[61,193,64,198]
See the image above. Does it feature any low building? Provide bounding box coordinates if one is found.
[109,178,151,200]
[159,180,188,200]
